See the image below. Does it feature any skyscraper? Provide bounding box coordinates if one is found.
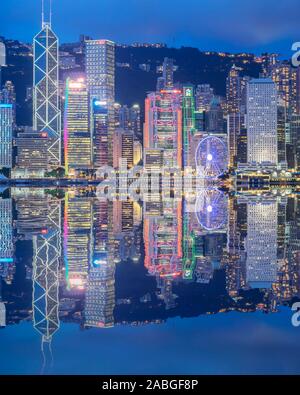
[246,198,278,288]
[0,198,14,264]
[182,85,196,167]
[113,128,134,169]
[289,114,300,171]
[227,112,246,168]
[271,62,297,113]
[0,42,6,89]
[33,5,61,168]
[162,57,175,89]
[0,104,13,170]
[0,81,16,128]
[144,89,182,169]
[195,84,214,113]
[114,103,141,141]
[63,193,93,291]
[226,65,242,114]
[85,40,115,167]
[246,79,278,166]
[15,128,50,178]
[32,197,61,371]
[296,67,300,115]
[277,102,287,167]
[205,97,224,134]
[64,77,92,176]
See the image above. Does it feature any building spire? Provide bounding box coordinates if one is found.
[42,0,52,28]
[42,0,45,27]
[50,0,52,27]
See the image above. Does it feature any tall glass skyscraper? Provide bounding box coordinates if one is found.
[33,10,61,168]
[0,104,13,170]
[64,78,92,176]
[246,79,278,166]
[85,40,115,167]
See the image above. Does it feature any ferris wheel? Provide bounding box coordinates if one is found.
[195,189,228,231]
[195,136,228,179]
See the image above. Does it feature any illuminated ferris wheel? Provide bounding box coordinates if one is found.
[195,136,228,179]
[195,189,228,231]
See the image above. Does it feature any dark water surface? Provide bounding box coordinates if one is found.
[0,187,300,374]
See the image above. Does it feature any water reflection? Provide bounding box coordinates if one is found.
[0,187,300,371]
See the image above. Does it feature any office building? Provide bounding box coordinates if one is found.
[113,128,134,169]
[195,84,214,113]
[0,198,14,263]
[247,79,278,166]
[144,89,182,169]
[33,11,61,168]
[63,193,93,291]
[15,129,49,177]
[64,78,92,176]
[162,57,175,89]
[228,112,246,168]
[182,85,196,167]
[271,63,297,113]
[205,97,224,134]
[226,65,242,114]
[114,103,141,141]
[0,42,6,89]
[0,104,13,170]
[85,40,115,166]
[0,81,16,127]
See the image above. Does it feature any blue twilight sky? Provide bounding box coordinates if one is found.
[1,0,299,56]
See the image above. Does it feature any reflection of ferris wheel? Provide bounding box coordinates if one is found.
[195,136,227,179]
[195,189,227,231]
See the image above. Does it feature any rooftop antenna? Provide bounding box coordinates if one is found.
[42,0,45,27]
[50,0,52,27]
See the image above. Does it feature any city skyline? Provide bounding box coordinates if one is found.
[1,0,300,379]
[1,0,299,57]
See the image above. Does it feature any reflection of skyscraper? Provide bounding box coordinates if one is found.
[32,196,61,372]
[246,199,278,288]
[144,200,183,280]
[14,188,53,238]
[33,9,61,168]
[144,198,183,310]
[64,193,92,290]
[85,257,115,328]
[84,199,115,328]
[225,197,246,296]
[0,198,14,266]
[0,302,5,327]
[33,228,60,342]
